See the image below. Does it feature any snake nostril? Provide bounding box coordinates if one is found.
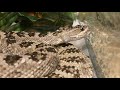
[81,27,84,31]
[80,25,88,31]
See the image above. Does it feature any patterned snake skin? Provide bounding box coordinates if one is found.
[0,24,95,78]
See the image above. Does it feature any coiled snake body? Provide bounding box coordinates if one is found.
[0,25,95,78]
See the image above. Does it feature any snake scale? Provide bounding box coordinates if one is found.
[0,24,95,78]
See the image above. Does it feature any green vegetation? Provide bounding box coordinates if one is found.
[1,12,120,32]
[0,12,74,32]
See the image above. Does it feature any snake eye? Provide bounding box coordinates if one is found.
[81,27,84,31]
[73,25,81,29]
[75,25,80,28]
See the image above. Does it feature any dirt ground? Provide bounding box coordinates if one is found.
[89,22,120,78]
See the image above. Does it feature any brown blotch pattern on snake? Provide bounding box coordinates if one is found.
[45,47,56,53]
[28,32,35,37]
[3,55,22,65]
[60,48,80,54]
[4,31,16,45]
[19,41,34,48]
[29,52,47,61]
[36,43,47,48]
[16,32,25,37]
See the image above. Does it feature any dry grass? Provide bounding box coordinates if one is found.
[89,22,120,78]
[77,12,120,78]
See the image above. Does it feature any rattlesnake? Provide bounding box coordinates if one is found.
[0,24,95,78]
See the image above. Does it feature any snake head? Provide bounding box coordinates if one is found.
[61,22,90,43]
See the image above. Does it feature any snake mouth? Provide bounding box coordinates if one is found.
[61,26,90,43]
